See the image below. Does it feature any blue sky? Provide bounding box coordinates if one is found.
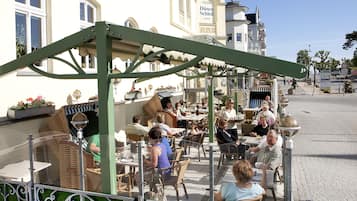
[232,0,357,62]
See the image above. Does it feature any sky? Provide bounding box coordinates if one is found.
[231,0,357,62]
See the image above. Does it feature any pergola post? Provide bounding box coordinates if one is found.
[208,66,215,200]
[233,69,239,113]
[96,22,117,194]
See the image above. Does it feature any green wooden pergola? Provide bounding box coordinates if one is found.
[0,21,306,198]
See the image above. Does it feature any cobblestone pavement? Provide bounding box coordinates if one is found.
[284,82,357,201]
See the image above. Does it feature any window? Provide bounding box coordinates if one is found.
[186,0,191,27]
[171,0,192,31]
[179,0,184,24]
[80,0,96,28]
[150,62,160,72]
[15,0,46,71]
[227,34,232,42]
[236,33,242,42]
[124,18,140,71]
[80,0,97,70]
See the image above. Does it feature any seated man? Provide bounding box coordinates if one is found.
[250,116,269,137]
[248,130,282,170]
[175,101,187,128]
[161,97,178,128]
[86,133,101,165]
[125,115,150,140]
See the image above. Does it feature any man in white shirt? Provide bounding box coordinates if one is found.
[248,130,282,170]
[125,115,149,137]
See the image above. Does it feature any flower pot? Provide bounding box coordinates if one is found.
[7,105,55,120]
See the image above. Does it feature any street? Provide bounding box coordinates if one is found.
[286,85,357,201]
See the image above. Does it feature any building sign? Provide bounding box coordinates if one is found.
[200,2,213,24]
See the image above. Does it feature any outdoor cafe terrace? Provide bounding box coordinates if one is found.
[0,21,306,201]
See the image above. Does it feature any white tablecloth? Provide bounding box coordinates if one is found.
[0,160,51,182]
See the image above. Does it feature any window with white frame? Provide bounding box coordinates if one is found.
[236,33,242,42]
[80,0,97,70]
[80,0,96,28]
[171,0,192,31]
[15,0,46,72]
[124,18,139,71]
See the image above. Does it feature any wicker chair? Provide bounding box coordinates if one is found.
[86,168,132,195]
[182,132,206,161]
[59,141,95,189]
[160,159,191,201]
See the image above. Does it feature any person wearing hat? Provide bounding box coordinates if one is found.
[220,98,239,139]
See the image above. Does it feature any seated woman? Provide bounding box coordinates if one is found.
[250,116,269,137]
[220,98,239,140]
[216,118,238,144]
[156,115,174,159]
[144,127,171,176]
[215,160,265,201]
[216,118,247,159]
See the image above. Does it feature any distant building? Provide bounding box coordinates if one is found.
[246,8,266,56]
[225,1,267,93]
[225,1,249,51]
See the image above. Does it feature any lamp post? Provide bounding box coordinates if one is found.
[278,114,300,201]
[71,112,89,191]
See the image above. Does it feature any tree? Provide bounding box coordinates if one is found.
[352,49,357,67]
[296,49,311,79]
[328,58,340,71]
[311,50,330,86]
[343,31,357,67]
[343,31,357,50]
[314,50,330,71]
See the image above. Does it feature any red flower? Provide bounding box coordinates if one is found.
[26,97,33,102]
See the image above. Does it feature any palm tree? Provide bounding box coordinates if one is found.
[296,49,311,80]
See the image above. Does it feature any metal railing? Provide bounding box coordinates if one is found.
[0,180,134,201]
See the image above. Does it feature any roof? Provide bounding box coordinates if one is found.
[0,21,306,79]
[246,13,257,24]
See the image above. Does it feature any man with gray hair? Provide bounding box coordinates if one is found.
[249,129,282,170]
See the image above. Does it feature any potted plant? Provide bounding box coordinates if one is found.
[7,96,55,120]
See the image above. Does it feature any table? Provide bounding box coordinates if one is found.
[170,127,186,135]
[181,114,207,121]
[0,160,51,182]
[239,136,262,146]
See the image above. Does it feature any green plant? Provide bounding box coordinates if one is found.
[10,96,53,110]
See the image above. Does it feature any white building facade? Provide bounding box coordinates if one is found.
[225,1,249,51]
[246,8,266,56]
[0,0,226,117]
